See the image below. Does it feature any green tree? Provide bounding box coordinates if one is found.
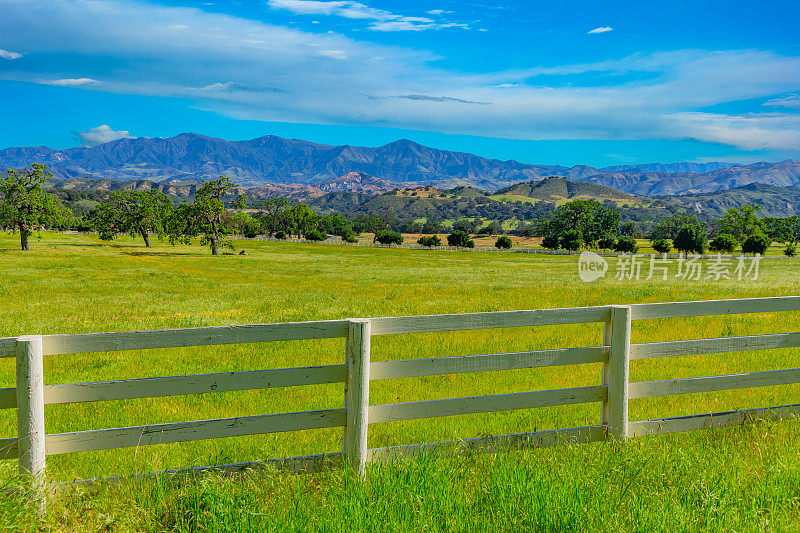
[718,204,766,242]
[0,163,70,250]
[375,230,403,247]
[741,232,771,255]
[353,212,396,242]
[254,197,291,236]
[673,223,708,254]
[613,236,639,253]
[92,189,173,247]
[495,235,512,249]
[650,214,701,241]
[541,234,560,250]
[597,235,616,250]
[305,228,328,241]
[709,233,738,254]
[421,219,441,234]
[651,239,672,254]
[560,229,583,251]
[763,216,797,245]
[171,176,238,255]
[618,221,642,238]
[318,213,353,238]
[547,200,620,247]
[447,230,474,248]
[227,211,261,238]
[417,235,441,248]
[286,204,319,238]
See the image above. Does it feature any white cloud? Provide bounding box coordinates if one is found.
[764,94,800,109]
[318,49,347,59]
[202,82,234,91]
[587,26,613,34]
[39,78,99,86]
[664,112,800,151]
[0,48,22,59]
[73,125,131,147]
[267,0,465,31]
[427,10,445,15]
[1,0,799,152]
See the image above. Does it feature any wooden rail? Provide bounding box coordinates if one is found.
[2,296,799,495]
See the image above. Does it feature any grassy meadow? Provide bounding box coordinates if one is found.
[1,231,800,530]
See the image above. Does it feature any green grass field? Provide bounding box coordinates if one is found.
[1,232,799,530]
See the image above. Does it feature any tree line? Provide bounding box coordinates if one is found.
[2,164,797,255]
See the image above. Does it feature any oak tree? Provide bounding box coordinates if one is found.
[0,163,69,250]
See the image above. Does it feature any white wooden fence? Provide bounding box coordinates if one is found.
[2,296,800,489]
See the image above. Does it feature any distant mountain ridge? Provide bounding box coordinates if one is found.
[2,132,797,195]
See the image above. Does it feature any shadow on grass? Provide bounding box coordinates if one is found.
[121,250,201,257]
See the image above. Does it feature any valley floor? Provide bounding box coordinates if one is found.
[1,232,799,530]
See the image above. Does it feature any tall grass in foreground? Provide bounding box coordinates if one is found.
[2,419,799,531]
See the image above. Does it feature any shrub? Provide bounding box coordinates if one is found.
[274,231,287,240]
[417,235,442,248]
[673,224,707,254]
[447,230,474,248]
[494,235,512,249]
[614,235,639,253]
[541,234,560,250]
[304,229,327,241]
[597,235,616,250]
[741,232,771,255]
[709,233,738,253]
[651,239,672,254]
[560,229,583,251]
[376,230,404,247]
[343,233,358,243]
[784,243,796,257]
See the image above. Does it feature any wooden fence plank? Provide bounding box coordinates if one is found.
[368,386,607,424]
[629,368,800,399]
[628,403,800,437]
[45,408,347,455]
[369,306,610,336]
[41,320,350,355]
[0,388,15,409]
[43,365,347,405]
[631,332,800,360]
[629,296,800,320]
[370,346,607,380]
[0,337,15,358]
[368,425,605,462]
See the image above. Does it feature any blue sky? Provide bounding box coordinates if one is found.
[1,0,799,167]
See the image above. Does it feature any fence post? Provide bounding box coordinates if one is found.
[600,311,612,426]
[343,319,371,475]
[16,335,46,494]
[606,306,631,442]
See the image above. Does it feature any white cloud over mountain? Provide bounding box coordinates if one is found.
[73,125,131,147]
[0,0,798,151]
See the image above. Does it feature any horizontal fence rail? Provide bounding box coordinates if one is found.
[2,296,799,495]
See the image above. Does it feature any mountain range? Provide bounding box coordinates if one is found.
[4,132,798,196]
